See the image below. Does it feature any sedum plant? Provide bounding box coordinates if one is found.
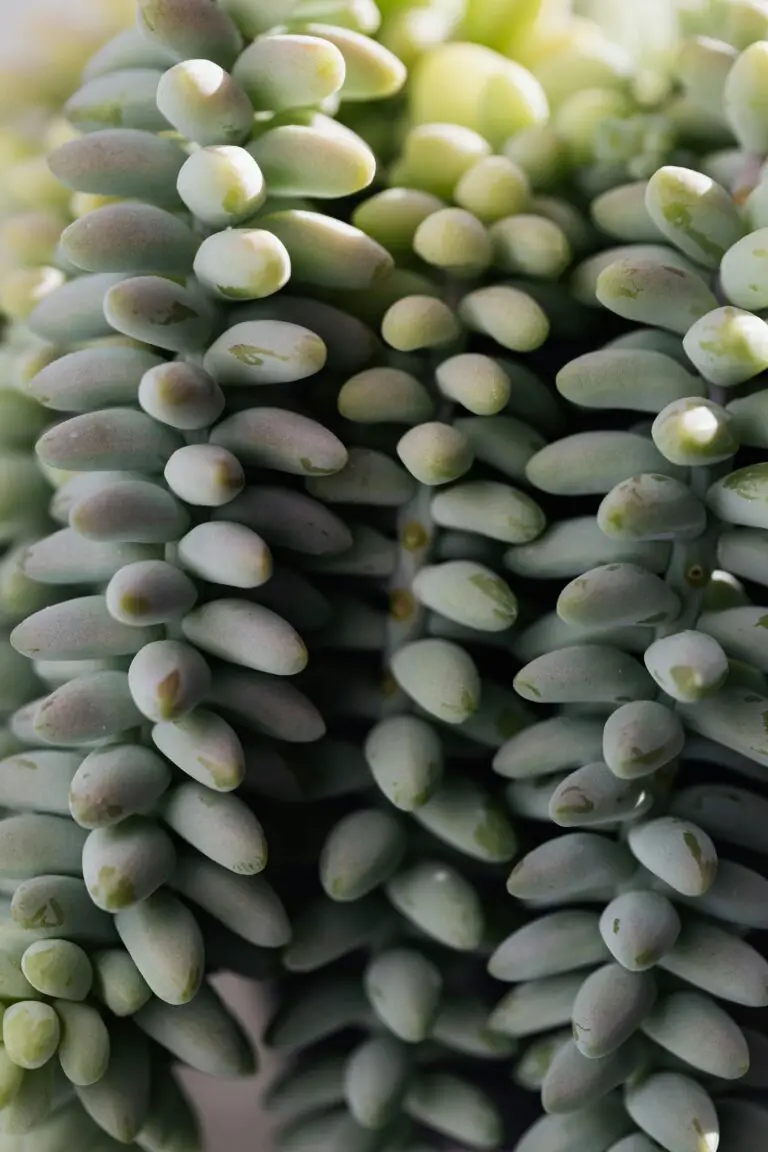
[4,1,768,1151]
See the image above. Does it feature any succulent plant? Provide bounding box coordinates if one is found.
[4,0,768,1150]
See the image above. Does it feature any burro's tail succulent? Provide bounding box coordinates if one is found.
[3,0,768,1150]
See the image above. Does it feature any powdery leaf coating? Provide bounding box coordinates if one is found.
[652,396,739,470]
[364,715,443,811]
[164,443,245,507]
[353,187,444,253]
[306,447,415,505]
[138,360,225,431]
[697,605,768,668]
[298,24,406,102]
[204,319,328,386]
[338,366,433,424]
[162,782,266,878]
[104,276,215,353]
[488,972,582,1039]
[690,858,768,932]
[413,560,518,632]
[128,639,211,722]
[456,414,544,485]
[21,939,93,1002]
[69,743,172,830]
[49,128,185,205]
[528,432,682,498]
[683,307,768,388]
[494,715,605,780]
[413,207,492,277]
[106,560,197,626]
[557,564,680,629]
[556,348,701,413]
[591,181,661,242]
[0,749,78,816]
[643,630,729,702]
[55,1001,110,1086]
[598,884,677,976]
[542,1036,644,1116]
[0,814,87,881]
[136,982,254,1075]
[459,284,549,352]
[435,353,510,415]
[194,229,291,302]
[3,1002,60,1070]
[414,778,518,863]
[679,688,768,768]
[603,700,685,779]
[181,598,307,677]
[386,860,485,952]
[207,666,325,744]
[176,521,272,589]
[320,809,406,902]
[641,991,749,1080]
[37,408,182,474]
[138,0,242,69]
[29,272,129,346]
[708,462,768,529]
[491,214,571,278]
[609,1134,663,1151]
[548,761,652,827]
[506,832,635,901]
[34,669,142,746]
[27,345,164,413]
[514,644,655,705]
[628,817,718,898]
[90,949,151,1018]
[397,422,474,486]
[514,1031,571,1094]
[232,34,346,111]
[176,145,265,227]
[251,126,377,201]
[152,708,245,792]
[173,855,290,949]
[61,202,197,276]
[156,60,253,147]
[382,295,461,351]
[645,165,744,268]
[625,1072,719,1152]
[658,918,768,1006]
[572,244,698,309]
[506,517,670,581]
[432,479,546,544]
[82,817,176,912]
[723,391,768,449]
[596,258,718,335]
[116,889,204,1006]
[390,638,480,724]
[230,294,379,374]
[598,473,707,542]
[572,963,657,1059]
